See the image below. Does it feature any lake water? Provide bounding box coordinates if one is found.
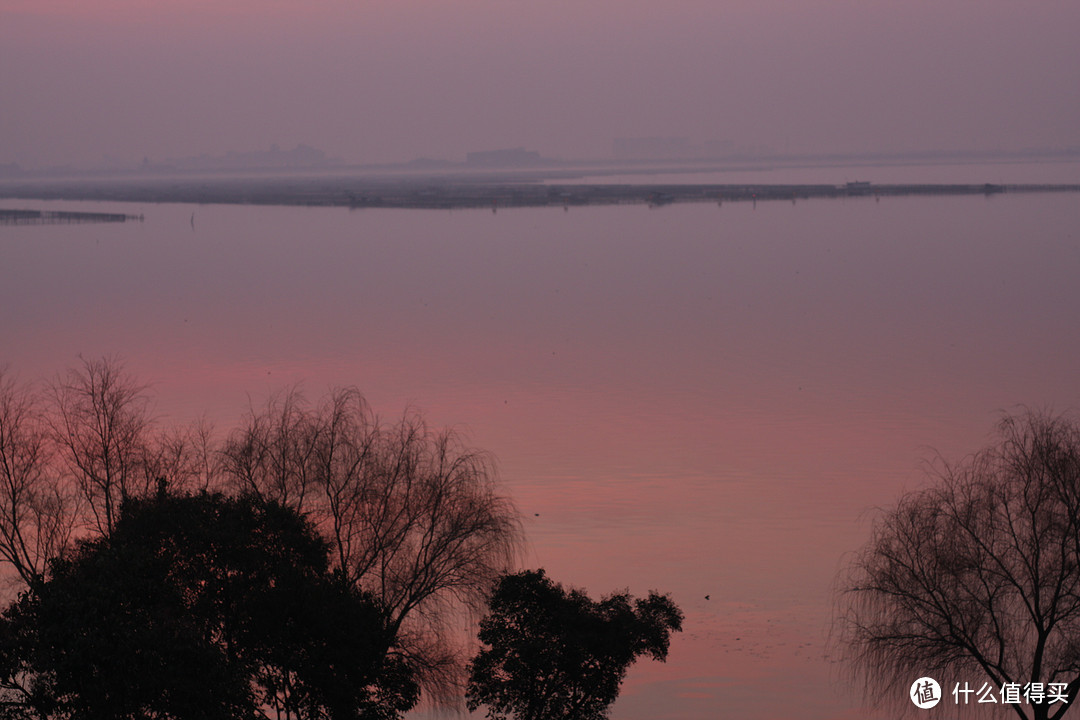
[2,165,1080,719]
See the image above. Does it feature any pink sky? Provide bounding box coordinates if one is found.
[2,1,1078,168]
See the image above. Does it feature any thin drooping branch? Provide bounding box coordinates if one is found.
[837,411,1080,720]
[219,387,523,703]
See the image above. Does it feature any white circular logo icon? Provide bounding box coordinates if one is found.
[911,677,941,709]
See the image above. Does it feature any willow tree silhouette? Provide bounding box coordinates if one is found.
[0,491,418,720]
[837,412,1080,720]
[221,387,522,700]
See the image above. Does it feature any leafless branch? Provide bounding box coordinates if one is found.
[0,369,78,588]
[47,356,153,535]
[836,411,1080,720]
[220,387,523,704]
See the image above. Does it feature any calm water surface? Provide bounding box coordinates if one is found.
[3,180,1080,719]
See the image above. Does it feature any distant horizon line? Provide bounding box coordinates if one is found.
[3,144,1080,181]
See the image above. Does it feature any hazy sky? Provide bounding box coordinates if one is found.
[2,0,1079,168]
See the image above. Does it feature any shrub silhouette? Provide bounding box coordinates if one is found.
[467,569,682,720]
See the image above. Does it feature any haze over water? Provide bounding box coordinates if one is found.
[4,171,1080,718]
[3,2,1079,169]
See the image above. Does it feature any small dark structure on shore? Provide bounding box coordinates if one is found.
[0,209,142,226]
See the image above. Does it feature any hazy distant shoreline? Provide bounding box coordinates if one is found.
[2,175,1079,211]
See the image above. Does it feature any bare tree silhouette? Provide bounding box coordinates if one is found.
[47,357,154,534]
[837,412,1080,720]
[142,416,221,495]
[0,370,78,586]
[222,387,522,702]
